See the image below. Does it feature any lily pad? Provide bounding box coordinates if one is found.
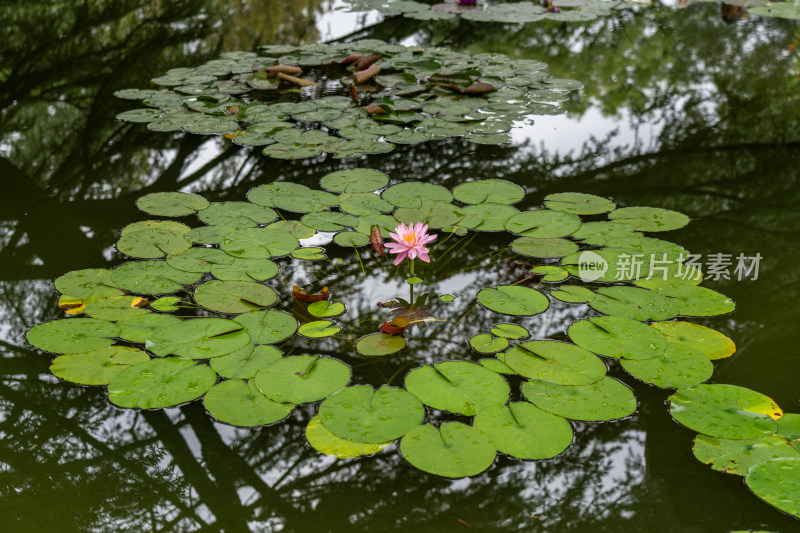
[82,296,150,321]
[308,300,346,318]
[457,203,520,231]
[333,231,370,247]
[544,192,616,215]
[550,285,595,303]
[108,358,216,408]
[355,332,407,356]
[254,355,351,404]
[116,314,182,343]
[220,227,299,258]
[650,321,736,360]
[490,323,529,339]
[504,340,607,385]
[643,284,736,317]
[194,280,278,313]
[522,377,637,421]
[476,285,550,316]
[27,318,119,354]
[382,182,453,208]
[589,286,681,321]
[452,179,525,205]
[116,220,192,259]
[204,379,293,427]
[469,334,509,354]
[319,384,424,443]
[620,343,713,389]
[393,200,463,229]
[136,192,210,217]
[291,247,326,260]
[400,422,496,478]
[306,415,391,458]
[54,269,122,299]
[198,202,278,228]
[111,260,202,294]
[693,434,800,476]
[745,458,800,518]
[339,192,394,216]
[210,344,281,379]
[511,236,578,258]
[568,315,667,360]
[234,309,297,345]
[167,247,279,282]
[145,318,251,358]
[301,211,359,232]
[608,206,690,232]
[50,346,150,385]
[473,402,573,459]
[404,361,510,416]
[669,384,781,439]
[320,168,389,193]
[530,266,569,282]
[298,320,341,338]
[505,209,581,238]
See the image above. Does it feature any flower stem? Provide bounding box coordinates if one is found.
[409,259,415,309]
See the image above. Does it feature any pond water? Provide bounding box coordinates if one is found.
[2,1,800,532]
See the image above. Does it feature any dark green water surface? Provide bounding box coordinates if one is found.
[2,1,800,531]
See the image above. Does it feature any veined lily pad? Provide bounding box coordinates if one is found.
[194,280,278,313]
[308,300,345,318]
[452,179,525,205]
[210,344,281,379]
[530,266,569,282]
[382,182,453,208]
[117,314,182,343]
[167,247,279,282]
[197,201,278,228]
[589,286,680,322]
[54,269,122,299]
[477,285,549,316]
[27,318,119,354]
[320,168,389,193]
[469,334,509,354]
[693,434,800,476]
[405,361,510,416]
[544,192,616,215]
[145,318,250,358]
[108,358,216,408]
[355,332,406,356]
[83,296,150,321]
[301,212,358,232]
[117,220,192,258]
[511,236,578,258]
[319,384,424,443]
[504,340,607,385]
[522,377,637,421]
[669,384,781,439]
[234,308,297,345]
[204,379,293,427]
[608,206,690,232]
[490,323,529,339]
[400,422,496,478]
[393,201,463,229]
[254,355,351,404]
[550,285,595,303]
[745,458,800,518]
[505,209,581,238]
[643,284,735,317]
[306,415,391,458]
[111,260,202,294]
[778,414,800,452]
[220,227,300,258]
[339,192,394,216]
[50,346,150,385]
[473,402,573,459]
[333,231,370,247]
[568,315,667,360]
[298,320,341,338]
[458,203,520,231]
[136,192,210,217]
[651,321,736,360]
[620,343,713,389]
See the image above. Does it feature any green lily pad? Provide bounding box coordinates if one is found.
[644,284,736,317]
[355,332,406,356]
[27,318,119,354]
[477,285,550,316]
[116,314,182,343]
[194,280,278,313]
[778,414,800,452]
[234,308,297,345]
[50,346,150,385]
[298,320,341,338]
[393,200,463,229]
[608,207,690,232]
[469,334,509,354]
[185,225,232,244]
[530,266,569,282]
[197,202,278,228]
[651,321,736,360]
[300,211,359,232]
[319,384,424,443]
[220,227,300,258]
[439,294,455,303]
[54,269,122,299]
[400,422,496,478]
[457,203,520,231]
[382,182,453,208]
[248,182,338,212]
[320,168,389,193]
[136,192,210,217]
[522,377,637,421]
[333,231,370,247]
[204,379,293,427]
[452,179,525,205]
[550,285,595,303]
[479,357,516,374]
[83,296,151,321]
[145,318,251,358]
[405,361,510,416]
[291,247,326,260]
[693,434,800,476]
[111,260,202,294]
[254,354,351,404]
[108,358,216,409]
[745,458,800,518]
[589,286,681,321]
[620,343,713,389]
[473,402,573,459]
[568,316,667,360]
[669,384,781,439]
[544,192,616,215]
[511,236,578,258]
[150,296,181,311]
[308,300,345,318]
[167,247,279,282]
[338,192,394,216]
[210,344,281,379]
[505,209,581,238]
[490,323,529,340]
[504,340,607,385]
[117,220,192,259]
[265,220,317,239]
[306,415,391,458]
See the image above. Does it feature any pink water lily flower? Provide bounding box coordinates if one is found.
[385,222,437,265]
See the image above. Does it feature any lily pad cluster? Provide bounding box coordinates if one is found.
[340,0,623,23]
[114,41,581,159]
[24,169,799,515]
